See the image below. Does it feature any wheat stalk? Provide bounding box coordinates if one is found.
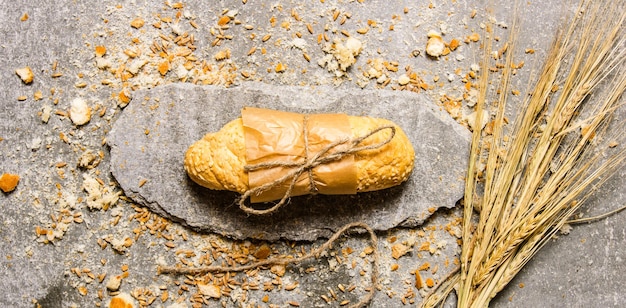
[423,0,625,307]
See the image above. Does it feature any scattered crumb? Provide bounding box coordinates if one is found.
[83,174,120,210]
[197,283,221,299]
[425,277,435,288]
[468,32,480,42]
[414,270,423,289]
[271,264,286,277]
[95,45,107,57]
[217,16,231,27]
[158,61,170,76]
[214,49,231,61]
[109,292,136,308]
[118,89,132,108]
[96,57,111,69]
[40,105,51,123]
[465,110,490,131]
[318,37,362,77]
[398,74,410,85]
[448,38,460,51]
[106,275,122,291]
[254,244,271,259]
[559,223,572,235]
[69,98,92,126]
[32,91,43,101]
[275,62,286,73]
[15,67,34,84]
[391,243,410,259]
[0,173,20,193]
[78,150,101,169]
[426,31,445,57]
[130,17,145,29]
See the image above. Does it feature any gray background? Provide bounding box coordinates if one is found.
[1,0,624,307]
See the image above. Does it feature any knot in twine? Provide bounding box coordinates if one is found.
[239,119,396,215]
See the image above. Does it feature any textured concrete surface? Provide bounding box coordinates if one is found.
[0,0,624,307]
[108,83,469,241]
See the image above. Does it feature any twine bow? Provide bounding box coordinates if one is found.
[239,118,396,215]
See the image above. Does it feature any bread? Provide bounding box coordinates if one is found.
[184,113,415,200]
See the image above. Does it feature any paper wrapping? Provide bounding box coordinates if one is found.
[242,107,357,203]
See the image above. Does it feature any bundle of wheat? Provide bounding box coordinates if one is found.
[424,0,626,307]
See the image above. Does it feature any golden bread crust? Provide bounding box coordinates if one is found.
[184,116,414,195]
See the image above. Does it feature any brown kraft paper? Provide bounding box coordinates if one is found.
[241,107,357,203]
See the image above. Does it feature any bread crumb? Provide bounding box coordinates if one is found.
[130,17,145,29]
[95,45,107,57]
[83,174,121,210]
[198,283,221,299]
[158,61,170,76]
[426,31,445,57]
[127,59,147,75]
[214,49,231,61]
[33,90,43,100]
[96,57,111,69]
[109,292,136,308]
[118,89,132,108]
[468,32,480,42]
[15,67,34,84]
[253,244,271,259]
[391,243,410,259]
[69,98,92,126]
[0,173,20,193]
[425,277,435,288]
[318,37,363,77]
[398,74,410,85]
[275,62,286,73]
[78,150,101,169]
[559,223,572,235]
[414,270,423,289]
[466,110,490,131]
[270,264,286,277]
[106,275,122,291]
[217,15,230,26]
[448,38,460,51]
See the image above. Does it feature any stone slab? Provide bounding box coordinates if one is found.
[107,82,471,240]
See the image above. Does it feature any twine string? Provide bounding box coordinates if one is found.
[303,116,319,195]
[158,221,379,308]
[239,124,396,215]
